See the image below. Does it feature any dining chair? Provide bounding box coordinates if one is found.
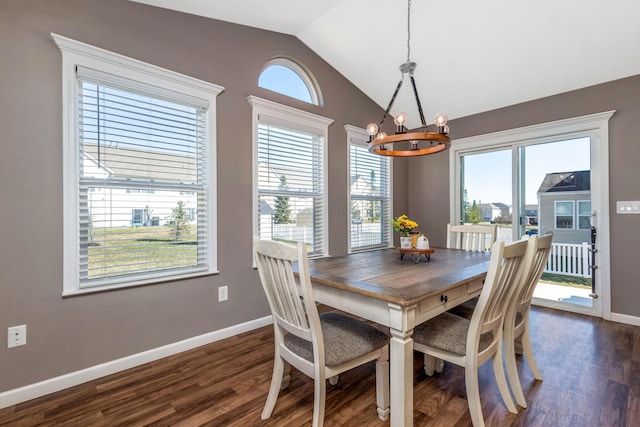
[412,239,532,427]
[503,233,553,408]
[448,234,553,408]
[447,223,498,252]
[429,223,499,373]
[254,239,390,427]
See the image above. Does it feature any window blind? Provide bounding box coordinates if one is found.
[257,122,325,256]
[77,78,209,287]
[349,141,391,250]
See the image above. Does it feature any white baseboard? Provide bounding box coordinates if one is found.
[0,315,272,410]
[610,312,640,327]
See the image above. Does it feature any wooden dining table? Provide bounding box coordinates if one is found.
[303,247,492,427]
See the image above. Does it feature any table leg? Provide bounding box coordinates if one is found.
[388,303,416,427]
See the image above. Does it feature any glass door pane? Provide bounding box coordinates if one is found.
[460,149,513,243]
[522,138,595,312]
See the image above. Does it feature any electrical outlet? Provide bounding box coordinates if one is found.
[7,325,26,348]
[218,286,228,302]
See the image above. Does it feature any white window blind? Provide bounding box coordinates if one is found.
[257,121,325,256]
[77,77,209,288]
[348,129,391,251]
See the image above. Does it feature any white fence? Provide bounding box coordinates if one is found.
[270,224,313,244]
[545,242,591,278]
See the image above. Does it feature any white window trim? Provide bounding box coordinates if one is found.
[554,200,576,230]
[578,200,592,230]
[248,95,332,259]
[449,110,614,320]
[259,57,322,106]
[53,33,224,296]
[345,125,393,253]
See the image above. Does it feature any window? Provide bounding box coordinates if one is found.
[54,34,224,295]
[258,58,321,105]
[578,200,591,229]
[249,96,332,257]
[555,201,574,229]
[346,125,392,251]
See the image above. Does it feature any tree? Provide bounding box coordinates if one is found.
[273,175,294,224]
[170,200,190,240]
[465,200,483,224]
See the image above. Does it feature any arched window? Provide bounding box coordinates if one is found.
[258,58,321,105]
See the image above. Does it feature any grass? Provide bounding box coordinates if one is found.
[87,225,197,279]
[540,272,591,289]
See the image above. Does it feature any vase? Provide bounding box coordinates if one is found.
[400,235,412,249]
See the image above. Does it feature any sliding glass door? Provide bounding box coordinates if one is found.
[451,113,614,318]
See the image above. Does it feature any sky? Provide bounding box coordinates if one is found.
[463,137,591,206]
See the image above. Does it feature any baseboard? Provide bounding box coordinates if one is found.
[610,312,640,327]
[0,315,272,410]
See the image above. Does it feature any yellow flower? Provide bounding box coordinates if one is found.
[392,214,418,236]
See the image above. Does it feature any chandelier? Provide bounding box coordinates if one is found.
[367,0,450,157]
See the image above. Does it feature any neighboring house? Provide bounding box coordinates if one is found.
[83,145,198,228]
[479,202,511,222]
[350,174,374,196]
[525,204,539,225]
[537,170,591,244]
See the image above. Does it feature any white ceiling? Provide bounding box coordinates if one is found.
[131,0,640,126]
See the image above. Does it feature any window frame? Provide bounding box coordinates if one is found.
[577,200,592,230]
[248,95,332,259]
[258,57,322,106]
[345,125,393,252]
[554,200,575,230]
[53,33,224,296]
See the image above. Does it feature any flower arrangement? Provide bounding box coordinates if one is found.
[392,214,418,236]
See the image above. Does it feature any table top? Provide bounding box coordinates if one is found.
[304,247,491,307]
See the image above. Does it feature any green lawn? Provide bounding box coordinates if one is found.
[88,225,197,279]
[540,272,591,289]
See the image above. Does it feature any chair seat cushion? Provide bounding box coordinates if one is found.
[284,312,389,367]
[446,297,478,319]
[413,312,493,356]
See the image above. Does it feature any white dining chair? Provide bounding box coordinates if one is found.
[447,223,498,252]
[503,233,553,408]
[254,239,390,427]
[412,239,533,427]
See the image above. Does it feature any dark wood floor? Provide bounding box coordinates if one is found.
[1,306,639,426]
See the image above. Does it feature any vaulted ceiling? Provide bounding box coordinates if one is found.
[131,0,640,126]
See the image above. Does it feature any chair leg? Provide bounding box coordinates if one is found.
[521,327,543,380]
[281,361,291,389]
[424,354,436,376]
[492,350,518,413]
[423,355,445,376]
[312,374,327,427]
[504,330,527,408]
[464,365,485,427]
[375,348,390,421]
[262,356,286,420]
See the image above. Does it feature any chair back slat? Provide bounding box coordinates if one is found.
[470,239,529,347]
[255,240,317,342]
[447,223,498,252]
[519,233,554,307]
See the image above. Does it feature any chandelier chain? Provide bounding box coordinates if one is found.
[406,0,411,62]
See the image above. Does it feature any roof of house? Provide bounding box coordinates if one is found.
[537,170,590,193]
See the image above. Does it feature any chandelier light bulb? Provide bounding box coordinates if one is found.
[394,112,407,126]
[366,123,379,136]
[376,132,387,139]
[434,113,448,126]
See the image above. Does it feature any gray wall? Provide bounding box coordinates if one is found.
[409,74,640,318]
[1,0,638,396]
[0,0,408,393]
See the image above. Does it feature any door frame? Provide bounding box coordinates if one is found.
[449,111,615,320]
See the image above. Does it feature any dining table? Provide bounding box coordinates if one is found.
[303,247,492,427]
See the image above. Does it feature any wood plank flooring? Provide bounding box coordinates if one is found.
[1,306,639,426]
